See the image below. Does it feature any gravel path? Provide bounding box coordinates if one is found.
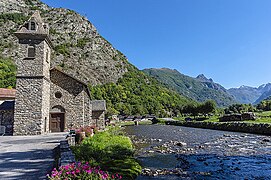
[0,133,66,180]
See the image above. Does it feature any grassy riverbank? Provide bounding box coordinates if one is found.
[174,112,271,124]
[71,127,142,179]
[157,119,271,135]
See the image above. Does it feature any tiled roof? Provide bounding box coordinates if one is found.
[0,88,16,98]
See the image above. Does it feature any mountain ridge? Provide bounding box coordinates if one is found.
[142,68,236,107]
[228,83,271,104]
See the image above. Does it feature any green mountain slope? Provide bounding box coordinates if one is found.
[90,66,192,117]
[0,0,192,116]
[143,68,236,107]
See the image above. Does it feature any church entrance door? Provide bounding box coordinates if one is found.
[49,113,65,132]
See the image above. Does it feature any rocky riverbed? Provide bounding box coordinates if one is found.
[124,125,271,179]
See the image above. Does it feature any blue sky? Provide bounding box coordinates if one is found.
[42,0,271,89]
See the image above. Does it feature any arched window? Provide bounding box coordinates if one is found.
[27,45,35,58]
[30,21,36,31]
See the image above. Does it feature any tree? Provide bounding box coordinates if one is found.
[0,57,16,88]
[201,100,216,116]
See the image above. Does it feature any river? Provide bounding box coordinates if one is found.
[124,124,271,179]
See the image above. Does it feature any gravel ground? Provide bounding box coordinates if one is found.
[0,133,66,180]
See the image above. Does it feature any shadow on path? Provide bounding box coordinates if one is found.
[0,133,65,180]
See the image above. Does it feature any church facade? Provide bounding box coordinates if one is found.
[2,11,106,136]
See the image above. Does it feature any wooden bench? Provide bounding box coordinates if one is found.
[0,126,5,136]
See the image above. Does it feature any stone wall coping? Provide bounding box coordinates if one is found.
[59,139,76,166]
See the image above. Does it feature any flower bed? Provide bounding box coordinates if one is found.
[48,162,122,180]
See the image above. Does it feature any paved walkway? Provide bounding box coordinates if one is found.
[0,133,66,180]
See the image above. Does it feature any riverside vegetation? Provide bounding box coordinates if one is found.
[71,127,142,180]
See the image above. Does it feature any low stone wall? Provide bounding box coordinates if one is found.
[164,121,271,135]
[59,140,76,166]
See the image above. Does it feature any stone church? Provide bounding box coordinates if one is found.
[0,11,106,135]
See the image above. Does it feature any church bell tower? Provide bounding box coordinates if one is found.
[13,11,52,135]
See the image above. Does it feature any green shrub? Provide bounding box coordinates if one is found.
[0,57,16,88]
[54,43,72,57]
[0,13,28,24]
[72,128,142,179]
[76,130,133,162]
[76,38,90,49]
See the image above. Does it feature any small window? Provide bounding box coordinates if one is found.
[30,22,36,31]
[27,45,35,58]
[46,50,49,63]
[55,92,62,99]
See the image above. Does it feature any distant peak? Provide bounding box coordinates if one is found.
[196,74,207,80]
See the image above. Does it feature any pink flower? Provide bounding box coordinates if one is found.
[82,165,88,170]
[86,169,92,174]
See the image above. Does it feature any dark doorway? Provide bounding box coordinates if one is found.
[49,113,65,132]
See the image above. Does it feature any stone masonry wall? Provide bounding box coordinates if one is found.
[14,78,49,135]
[92,110,105,129]
[16,40,49,77]
[50,70,92,131]
[42,79,50,134]
[14,36,51,135]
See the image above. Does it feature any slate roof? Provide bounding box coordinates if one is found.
[91,100,106,111]
[0,101,15,111]
[0,88,16,99]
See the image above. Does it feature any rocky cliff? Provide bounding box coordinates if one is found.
[0,0,128,85]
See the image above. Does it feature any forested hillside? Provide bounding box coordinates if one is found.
[90,65,192,117]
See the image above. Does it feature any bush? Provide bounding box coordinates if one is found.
[76,130,133,162]
[0,13,28,24]
[72,128,142,179]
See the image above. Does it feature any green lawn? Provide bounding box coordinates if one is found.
[255,111,271,116]
[175,114,271,124]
